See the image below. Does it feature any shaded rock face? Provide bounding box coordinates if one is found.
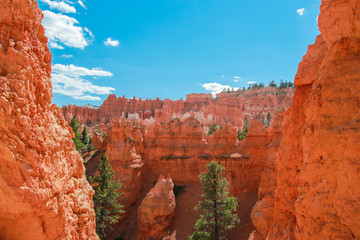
[137,175,176,240]
[62,87,294,129]
[251,0,360,238]
[250,113,284,239]
[0,0,98,239]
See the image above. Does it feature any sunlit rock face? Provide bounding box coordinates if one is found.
[0,0,98,239]
[137,175,176,240]
[250,0,360,239]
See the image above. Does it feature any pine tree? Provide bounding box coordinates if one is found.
[81,125,88,144]
[69,115,86,152]
[190,161,239,240]
[237,117,250,141]
[90,154,124,239]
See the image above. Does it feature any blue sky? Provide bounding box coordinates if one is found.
[37,0,321,107]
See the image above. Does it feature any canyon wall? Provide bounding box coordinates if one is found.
[250,0,360,238]
[0,0,98,239]
[62,87,294,129]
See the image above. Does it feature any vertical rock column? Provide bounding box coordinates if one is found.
[0,0,98,239]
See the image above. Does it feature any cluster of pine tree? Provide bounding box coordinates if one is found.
[69,115,94,153]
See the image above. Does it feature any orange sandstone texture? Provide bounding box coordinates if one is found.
[99,117,269,196]
[0,0,98,239]
[137,175,176,240]
[104,119,145,213]
[250,0,360,238]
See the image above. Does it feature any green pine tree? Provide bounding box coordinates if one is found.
[69,115,86,152]
[81,125,88,144]
[90,154,124,239]
[190,161,239,240]
[237,116,250,141]
[208,124,217,136]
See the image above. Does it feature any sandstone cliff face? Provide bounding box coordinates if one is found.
[251,0,360,238]
[250,113,284,239]
[0,0,98,239]
[62,87,294,130]
[137,175,176,240]
[105,119,145,213]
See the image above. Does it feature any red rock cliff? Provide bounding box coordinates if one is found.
[0,0,98,239]
[250,0,360,238]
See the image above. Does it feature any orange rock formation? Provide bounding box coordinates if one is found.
[250,0,360,238]
[0,0,98,239]
[137,175,176,240]
[62,87,294,129]
[97,117,270,198]
[104,119,145,213]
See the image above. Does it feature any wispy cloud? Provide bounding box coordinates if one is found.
[42,10,92,49]
[247,81,257,84]
[77,0,86,9]
[104,37,120,47]
[50,42,64,49]
[39,0,76,13]
[51,64,115,100]
[234,76,241,79]
[61,54,74,58]
[221,75,225,78]
[52,64,113,77]
[84,27,94,38]
[296,8,305,16]
[234,79,239,82]
[202,82,240,97]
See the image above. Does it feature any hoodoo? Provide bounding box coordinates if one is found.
[0,0,98,239]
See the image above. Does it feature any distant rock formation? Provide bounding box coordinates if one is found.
[62,87,294,129]
[137,175,176,240]
[250,0,360,238]
[0,0,98,239]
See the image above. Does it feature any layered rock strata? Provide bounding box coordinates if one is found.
[0,0,98,239]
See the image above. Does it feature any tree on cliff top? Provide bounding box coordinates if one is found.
[90,154,124,239]
[190,161,239,240]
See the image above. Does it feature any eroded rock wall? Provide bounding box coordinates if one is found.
[137,175,176,240]
[251,0,360,238]
[0,0,98,239]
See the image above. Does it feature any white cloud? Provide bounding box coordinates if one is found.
[50,42,64,49]
[221,75,225,78]
[247,81,257,84]
[39,0,76,13]
[84,27,94,38]
[77,0,86,9]
[234,76,241,79]
[61,54,73,58]
[296,8,305,16]
[52,64,113,77]
[42,10,91,49]
[104,37,120,47]
[51,64,115,101]
[202,82,240,97]
[234,79,239,82]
